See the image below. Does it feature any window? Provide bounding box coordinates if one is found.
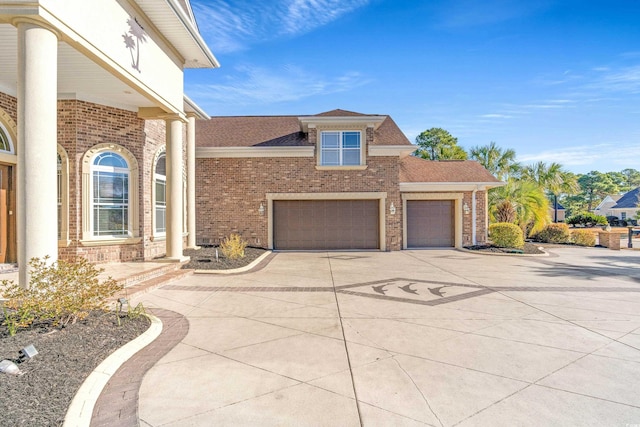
[92,152,130,237]
[57,145,69,244]
[320,131,361,166]
[0,125,11,152]
[154,153,166,234]
[621,212,627,220]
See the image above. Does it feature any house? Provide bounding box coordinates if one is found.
[194,110,502,251]
[0,0,218,284]
[597,188,640,223]
[594,194,624,218]
[549,200,566,222]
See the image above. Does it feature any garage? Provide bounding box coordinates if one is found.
[273,200,379,250]
[406,200,454,247]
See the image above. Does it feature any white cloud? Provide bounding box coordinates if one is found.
[187,64,372,106]
[519,142,640,168]
[191,0,370,53]
[590,65,640,93]
[480,113,513,119]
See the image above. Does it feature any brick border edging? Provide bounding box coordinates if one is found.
[89,309,188,427]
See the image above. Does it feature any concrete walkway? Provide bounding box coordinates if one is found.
[129,248,640,426]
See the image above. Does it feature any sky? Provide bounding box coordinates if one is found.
[184,0,640,174]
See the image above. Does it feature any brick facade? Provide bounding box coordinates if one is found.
[0,92,178,264]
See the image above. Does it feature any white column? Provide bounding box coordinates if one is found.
[186,114,198,248]
[165,116,188,261]
[16,21,59,287]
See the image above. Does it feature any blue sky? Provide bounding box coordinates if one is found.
[185,0,640,174]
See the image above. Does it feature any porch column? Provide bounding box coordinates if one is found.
[186,114,197,248]
[16,21,59,287]
[165,115,188,261]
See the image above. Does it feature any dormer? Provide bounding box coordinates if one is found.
[299,110,386,170]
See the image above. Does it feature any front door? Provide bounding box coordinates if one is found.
[0,164,16,263]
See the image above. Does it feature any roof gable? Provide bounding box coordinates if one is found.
[612,187,640,209]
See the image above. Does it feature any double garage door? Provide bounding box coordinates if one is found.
[406,200,454,248]
[273,200,379,250]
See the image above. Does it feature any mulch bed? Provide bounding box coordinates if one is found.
[0,311,150,426]
[464,242,546,254]
[182,246,267,270]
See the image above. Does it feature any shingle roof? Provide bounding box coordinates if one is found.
[612,187,640,209]
[399,156,501,183]
[196,110,412,147]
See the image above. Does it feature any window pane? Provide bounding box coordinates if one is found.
[343,149,361,165]
[342,132,360,148]
[155,206,166,233]
[94,152,127,168]
[94,205,128,236]
[94,172,127,203]
[156,154,166,176]
[321,149,340,165]
[321,132,340,148]
[155,180,166,204]
[0,127,9,152]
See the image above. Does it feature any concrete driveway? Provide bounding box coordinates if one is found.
[132,248,640,426]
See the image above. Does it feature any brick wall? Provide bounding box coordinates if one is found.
[0,92,17,124]
[196,156,403,250]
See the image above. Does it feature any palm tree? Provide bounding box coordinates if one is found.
[521,162,578,222]
[469,142,520,180]
[489,179,549,236]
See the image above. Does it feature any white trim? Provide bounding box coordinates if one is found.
[196,146,314,158]
[57,145,69,244]
[400,182,504,192]
[151,147,167,238]
[299,115,385,132]
[184,95,209,120]
[266,192,387,251]
[368,145,415,157]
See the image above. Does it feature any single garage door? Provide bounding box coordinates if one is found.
[273,200,379,250]
[406,200,454,247]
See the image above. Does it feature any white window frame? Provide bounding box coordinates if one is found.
[320,131,362,166]
[81,143,139,243]
[152,148,167,237]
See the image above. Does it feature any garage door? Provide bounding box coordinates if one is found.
[406,200,454,247]
[273,200,379,250]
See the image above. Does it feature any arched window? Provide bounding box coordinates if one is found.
[56,146,70,244]
[91,152,130,237]
[154,152,166,235]
[0,125,11,153]
[57,153,62,238]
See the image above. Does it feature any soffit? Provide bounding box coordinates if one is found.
[0,24,155,109]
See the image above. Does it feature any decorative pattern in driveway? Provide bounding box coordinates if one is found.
[162,277,640,307]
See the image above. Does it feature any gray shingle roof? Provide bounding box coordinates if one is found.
[612,187,640,209]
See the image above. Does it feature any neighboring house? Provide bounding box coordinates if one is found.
[0,0,218,284]
[549,200,566,222]
[594,194,624,218]
[600,188,640,222]
[195,110,502,251]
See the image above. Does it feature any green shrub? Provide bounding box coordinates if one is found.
[534,223,571,243]
[566,212,608,227]
[570,229,596,247]
[1,257,122,336]
[220,233,247,259]
[489,222,524,249]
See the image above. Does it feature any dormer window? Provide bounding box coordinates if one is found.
[320,131,361,166]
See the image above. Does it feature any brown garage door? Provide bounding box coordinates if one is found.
[273,200,379,250]
[406,200,454,247]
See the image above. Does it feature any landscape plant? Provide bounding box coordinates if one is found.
[570,229,596,247]
[489,222,524,248]
[533,223,571,244]
[1,256,122,336]
[566,212,607,227]
[220,233,247,259]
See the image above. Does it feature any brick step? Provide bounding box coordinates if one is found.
[113,262,185,289]
[116,268,194,300]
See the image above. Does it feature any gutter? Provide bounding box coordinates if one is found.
[166,0,221,68]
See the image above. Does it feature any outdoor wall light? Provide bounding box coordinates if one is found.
[18,344,38,362]
[463,202,470,214]
[258,203,265,216]
[389,202,396,215]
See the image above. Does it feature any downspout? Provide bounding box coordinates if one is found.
[471,188,478,245]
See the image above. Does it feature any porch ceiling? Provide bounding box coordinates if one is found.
[0,23,156,110]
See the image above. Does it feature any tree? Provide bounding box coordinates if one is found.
[521,162,579,222]
[469,142,520,180]
[489,179,549,236]
[577,171,619,211]
[414,128,467,160]
[620,168,640,192]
